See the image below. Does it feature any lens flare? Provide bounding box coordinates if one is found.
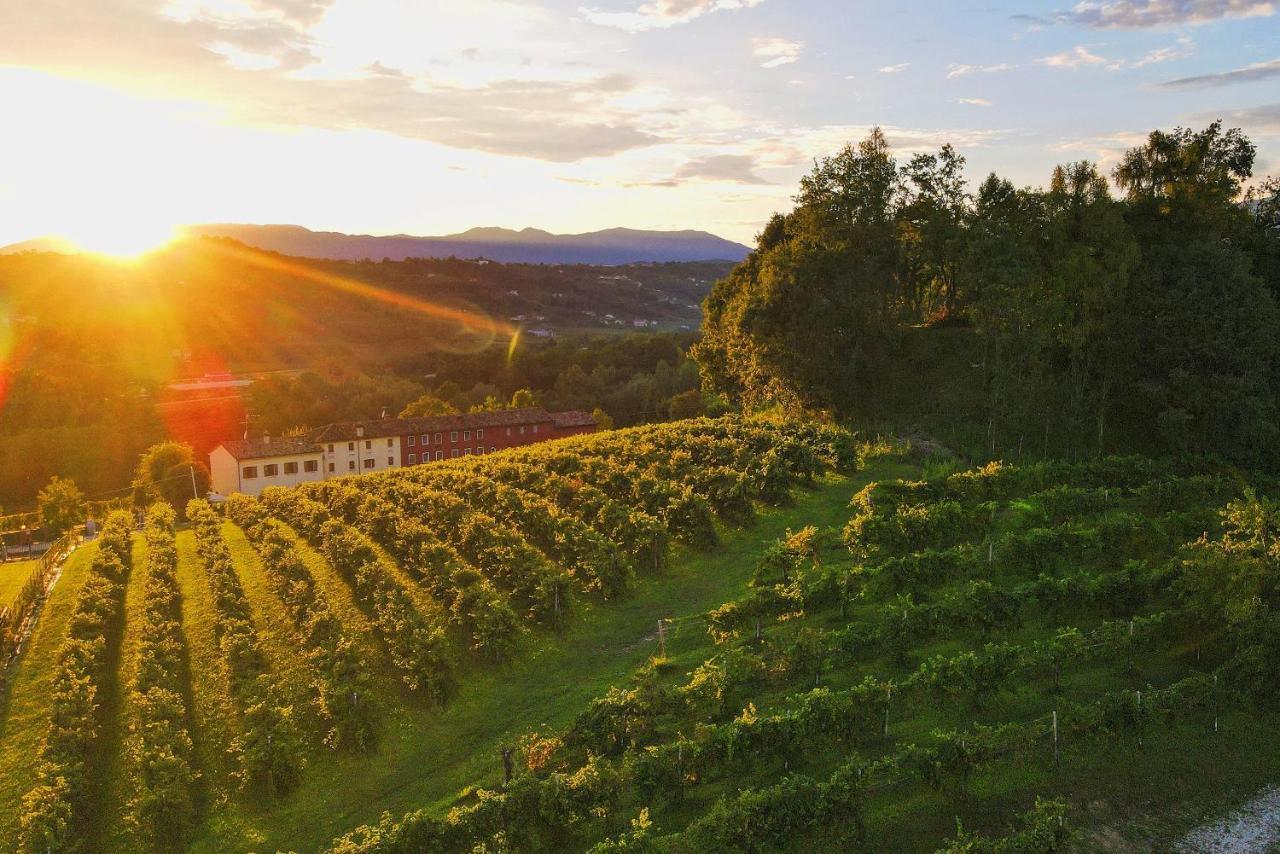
[204,240,518,349]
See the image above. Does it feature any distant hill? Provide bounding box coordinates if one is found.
[178,224,751,265]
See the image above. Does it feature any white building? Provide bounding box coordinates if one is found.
[209,437,325,498]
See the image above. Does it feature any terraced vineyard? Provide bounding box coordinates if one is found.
[0,417,868,851]
[327,455,1280,852]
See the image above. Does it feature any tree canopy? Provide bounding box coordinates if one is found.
[695,122,1280,467]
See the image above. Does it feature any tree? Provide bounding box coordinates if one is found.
[694,128,902,413]
[666,390,705,420]
[591,407,615,431]
[132,442,210,515]
[899,144,969,320]
[38,476,85,535]
[511,388,537,408]
[469,396,505,413]
[400,395,460,418]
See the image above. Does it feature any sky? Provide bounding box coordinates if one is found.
[0,0,1277,250]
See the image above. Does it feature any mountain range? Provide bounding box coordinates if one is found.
[0,225,751,265]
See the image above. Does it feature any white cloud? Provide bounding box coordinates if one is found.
[752,36,803,68]
[1064,0,1273,28]
[956,97,993,106]
[1038,45,1109,69]
[946,62,1013,78]
[1157,56,1280,87]
[1132,35,1195,66]
[879,62,911,74]
[581,0,765,32]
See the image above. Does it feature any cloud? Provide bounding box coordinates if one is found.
[640,152,772,186]
[956,97,993,107]
[1131,35,1196,66]
[879,63,911,74]
[1157,56,1280,87]
[580,0,764,32]
[752,37,802,68]
[0,0,689,162]
[1198,102,1280,134]
[1038,45,1109,69]
[1063,0,1273,28]
[946,62,1013,78]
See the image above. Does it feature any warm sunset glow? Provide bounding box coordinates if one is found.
[64,222,179,260]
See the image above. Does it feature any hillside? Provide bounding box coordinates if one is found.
[0,238,725,506]
[2,418,1278,851]
[164,224,751,265]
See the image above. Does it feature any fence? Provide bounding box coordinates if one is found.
[0,528,80,683]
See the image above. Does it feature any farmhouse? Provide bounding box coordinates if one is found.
[209,406,597,496]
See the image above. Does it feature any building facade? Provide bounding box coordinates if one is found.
[209,407,596,497]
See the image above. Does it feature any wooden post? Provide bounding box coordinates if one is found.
[502,748,514,785]
[1052,710,1060,770]
[1213,674,1219,734]
[883,685,892,740]
[1136,690,1143,749]
[657,619,667,658]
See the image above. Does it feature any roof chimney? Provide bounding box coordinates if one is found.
[356,425,365,438]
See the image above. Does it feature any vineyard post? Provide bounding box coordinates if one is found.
[657,619,667,658]
[883,685,892,740]
[1136,690,1143,750]
[1052,711,1060,771]
[502,748,514,785]
[1213,674,1219,733]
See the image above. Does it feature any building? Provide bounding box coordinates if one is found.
[209,407,597,496]
[209,436,325,497]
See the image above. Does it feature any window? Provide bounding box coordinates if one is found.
[408,435,415,446]
[363,458,375,469]
[451,449,460,458]
[434,432,442,443]
[463,430,471,440]
[451,430,458,441]
[465,448,473,455]
[328,443,334,452]
[356,426,364,438]
[435,451,443,461]
[348,461,356,471]
[532,425,539,433]
[477,428,484,439]
[506,427,512,436]
[519,426,525,435]
[304,460,318,472]
[365,439,372,450]
[348,442,354,451]
[387,457,395,466]
[263,464,279,477]
[490,446,496,454]
[475,447,483,456]
[284,462,298,475]
[421,434,429,445]
[328,462,335,473]
[387,438,393,447]
[408,453,416,464]
[243,466,258,479]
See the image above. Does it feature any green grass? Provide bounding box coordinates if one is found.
[185,464,910,851]
[0,544,99,841]
[0,558,39,610]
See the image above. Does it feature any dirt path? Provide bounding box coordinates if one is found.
[1176,786,1280,853]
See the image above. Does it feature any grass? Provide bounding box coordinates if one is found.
[0,544,98,841]
[0,558,39,610]
[185,463,912,851]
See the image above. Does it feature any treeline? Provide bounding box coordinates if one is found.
[696,122,1280,467]
[245,331,710,436]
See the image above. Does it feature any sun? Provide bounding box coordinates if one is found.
[64,221,179,259]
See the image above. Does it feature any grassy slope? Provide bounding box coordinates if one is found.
[188,463,913,851]
[0,559,39,610]
[0,544,99,840]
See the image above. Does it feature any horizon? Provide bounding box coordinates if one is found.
[2,1,1278,253]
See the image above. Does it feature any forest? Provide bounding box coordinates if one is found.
[695,122,1280,466]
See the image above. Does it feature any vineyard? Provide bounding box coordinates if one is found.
[0,420,1277,850]
[0,416,888,851]
[324,454,1280,852]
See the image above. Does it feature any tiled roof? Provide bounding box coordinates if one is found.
[313,407,557,442]
[217,436,322,460]
[551,410,597,428]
